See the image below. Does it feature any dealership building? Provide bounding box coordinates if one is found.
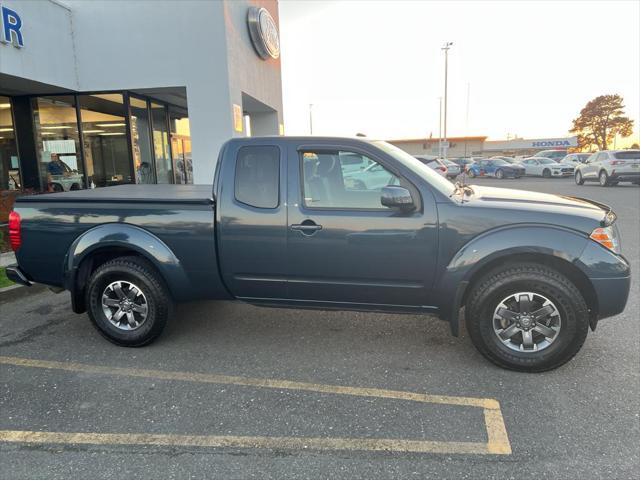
[389,136,579,159]
[0,0,283,218]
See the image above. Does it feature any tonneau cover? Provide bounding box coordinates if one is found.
[16,184,214,205]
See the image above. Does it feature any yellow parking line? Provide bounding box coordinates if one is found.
[0,355,511,455]
[0,430,493,454]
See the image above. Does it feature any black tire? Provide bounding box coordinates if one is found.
[465,263,589,372]
[85,256,172,347]
[495,169,504,179]
[542,169,551,178]
[599,170,609,186]
[52,183,64,192]
[575,170,584,185]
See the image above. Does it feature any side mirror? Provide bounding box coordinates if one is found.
[381,186,415,211]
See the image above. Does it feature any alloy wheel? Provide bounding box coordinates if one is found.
[101,281,149,331]
[493,292,561,353]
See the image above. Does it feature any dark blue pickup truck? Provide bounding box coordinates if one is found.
[6,137,631,371]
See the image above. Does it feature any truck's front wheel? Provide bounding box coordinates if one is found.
[85,256,172,347]
[465,263,589,372]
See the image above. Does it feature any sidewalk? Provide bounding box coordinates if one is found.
[1,251,16,268]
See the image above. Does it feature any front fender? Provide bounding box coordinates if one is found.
[437,224,590,334]
[65,223,191,302]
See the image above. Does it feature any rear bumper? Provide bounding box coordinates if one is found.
[5,264,33,287]
[610,170,640,182]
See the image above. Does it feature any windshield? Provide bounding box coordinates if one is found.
[492,159,510,166]
[538,158,556,164]
[373,141,455,195]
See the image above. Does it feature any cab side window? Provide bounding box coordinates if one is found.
[301,150,400,209]
[235,146,280,209]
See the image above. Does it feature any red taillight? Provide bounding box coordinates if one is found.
[438,166,447,172]
[8,211,21,252]
[611,160,624,165]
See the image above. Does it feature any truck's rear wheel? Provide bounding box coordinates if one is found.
[465,263,589,372]
[86,256,172,347]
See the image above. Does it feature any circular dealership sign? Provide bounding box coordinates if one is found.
[247,7,280,60]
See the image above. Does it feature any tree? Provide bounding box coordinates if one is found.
[570,95,634,151]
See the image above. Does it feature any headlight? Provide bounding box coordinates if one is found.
[590,226,620,254]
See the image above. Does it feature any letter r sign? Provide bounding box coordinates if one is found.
[1,5,24,47]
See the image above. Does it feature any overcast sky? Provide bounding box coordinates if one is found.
[279,0,640,145]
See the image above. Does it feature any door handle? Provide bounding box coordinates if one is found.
[291,220,323,235]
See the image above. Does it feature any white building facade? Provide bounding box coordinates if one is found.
[0,0,283,199]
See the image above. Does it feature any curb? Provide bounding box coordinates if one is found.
[0,283,49,303]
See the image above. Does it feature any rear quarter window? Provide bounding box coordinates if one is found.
[234,146,280,209]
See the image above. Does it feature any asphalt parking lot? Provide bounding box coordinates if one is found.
[1,177,638,479]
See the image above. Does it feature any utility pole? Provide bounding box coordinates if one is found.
[309,104,314,135]
[464,82,470,157]
[441,42,453,159]
[438,96,442,157]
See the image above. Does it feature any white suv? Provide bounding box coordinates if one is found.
[575,150,640,186]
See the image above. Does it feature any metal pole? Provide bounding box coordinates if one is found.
[309,103,313,135]
[442,42,453,159]
[438,97,442,157]
[465,82,470,157]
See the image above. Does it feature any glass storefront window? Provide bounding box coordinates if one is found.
[151,102,173,184]
[129,96,155,184]
[32,96,85,192]
[0,97,21,191]
[169,108,192,184]
[79,93,131,188]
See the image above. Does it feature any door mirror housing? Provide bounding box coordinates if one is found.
[381,186,415,211]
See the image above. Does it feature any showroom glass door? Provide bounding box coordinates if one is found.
[0,97,21,192]
[32,96,85,192]
[129,96,156,184]
[151,102,173,184]
[169,108,192,184]
[78,93,132,187]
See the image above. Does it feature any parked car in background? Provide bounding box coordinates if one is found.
[343,161,399,189]
[490,156,518,164]
[415,155,448,177]
[521,157,575,177]
[443,160,461,178]
[450,157,475,172]
[339,151,373,174]
[562,153,591,165]
[575,150,640,186]
[467,158,525,179]
[533,150,568,162]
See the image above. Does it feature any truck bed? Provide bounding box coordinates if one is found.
[16,185,214,205]
[13,183,227,301]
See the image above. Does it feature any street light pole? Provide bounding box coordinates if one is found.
[438,96,442,157]
[441,41,453,159]
[309,103,314,135]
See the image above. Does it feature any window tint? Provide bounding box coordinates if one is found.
[597,152,608,161]
[235,146,279,208]
[302,150,400,209]
[614,151,640,160]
